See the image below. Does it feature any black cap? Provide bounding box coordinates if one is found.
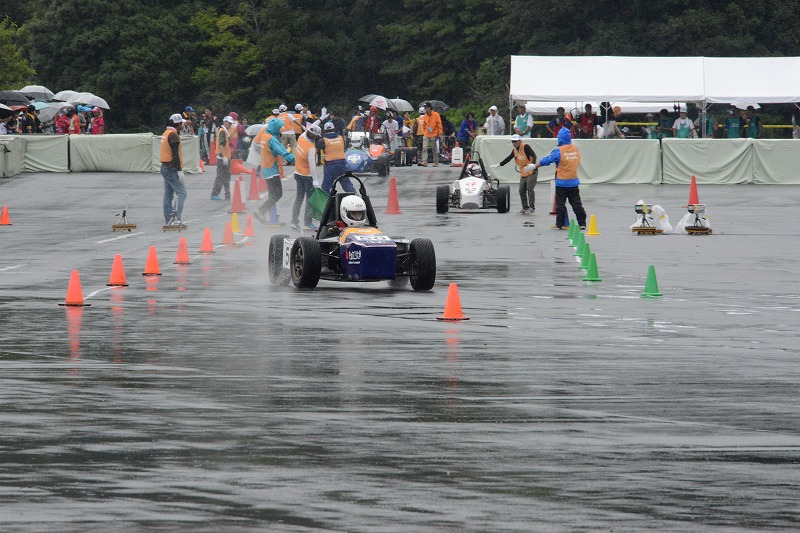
[424,102,432,108]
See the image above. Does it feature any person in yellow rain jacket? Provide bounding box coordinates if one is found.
[159,113,188,225]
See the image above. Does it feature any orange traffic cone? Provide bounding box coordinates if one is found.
[687,175,699,206]
[231,159,249,176]
[436,283,469,321]
[60,270,89,306]
[385,177,403,215]
[106,254,129,286]
[174,237,191,264]
[199,160,205,172]
[0,205,11,225]
[142,246,162,276]
[258,175,268,193]
[222,221,235,245]
[209,143,217,165]
[228,180,247,213]
[243,215,256,237]
[200,227,215,253]
[247,170,261,200]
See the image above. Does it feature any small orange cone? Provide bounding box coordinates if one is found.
[687,175,699,206]
[60,270,89,306]
[243,215,256,237]
[199,160,205,172]
[385,177,403,215]
[436,283,469,321]
[258,175,268,193]
[228,180,247,213]
[230,159,249,176]
[0,205,11,225]
[247,170,261,200]
[209,143,217,165]
[200,227,215,253]
[107,254,129,286]
[174,237,191,264]
[142,246,162,276]
[222,221,235,245]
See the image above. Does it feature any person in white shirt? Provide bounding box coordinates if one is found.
[671,109,697,138]
[381,110,400,150]
[484,105,505,135]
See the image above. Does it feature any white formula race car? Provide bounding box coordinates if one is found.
[436,161,510,214]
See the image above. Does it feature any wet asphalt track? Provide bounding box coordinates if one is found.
[1,164,799,531]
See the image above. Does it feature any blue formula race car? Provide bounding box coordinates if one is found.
[268,173,436,290]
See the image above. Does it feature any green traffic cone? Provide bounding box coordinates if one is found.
[570,222,581,245]
[641,264,662,297]
[572,231,585,254]
[567,219,577,240]
[579,243,591,269]
[573,233,585,257]
[582,253,602,282]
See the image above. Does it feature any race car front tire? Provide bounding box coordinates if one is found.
[497,185,510,213]
[290,237,322,289]
[409,238,436,291]
[375,154,389,177]
[269,233,291,286]
[436,185,450,213]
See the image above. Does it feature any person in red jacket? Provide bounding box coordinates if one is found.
[66,108,81,134]
[363,106,381,137]
[90,108,105,134]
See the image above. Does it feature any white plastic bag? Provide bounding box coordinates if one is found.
[246,142,261,166]
[651,205,673,234]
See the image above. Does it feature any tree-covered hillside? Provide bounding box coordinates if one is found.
[3,0,800,131]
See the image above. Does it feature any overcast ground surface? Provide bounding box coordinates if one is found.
[1,164,799,531]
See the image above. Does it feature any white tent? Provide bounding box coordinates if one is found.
[525,101,688,115]
[703,57,800,104]
[511,55,800,106]
[510,56,705,103]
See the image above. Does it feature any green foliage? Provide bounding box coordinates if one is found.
[0,17,35,89]
[13,0,800,132]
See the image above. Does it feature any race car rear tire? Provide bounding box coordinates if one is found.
[497,185,510,213]
[436,185,450,213]
[409,238,436,291]
[269,234,291,286]
[375,154,389,176]
[290,237,322,289]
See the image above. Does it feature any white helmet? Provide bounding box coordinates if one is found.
[340,195,367,227]
[278,104,287,112]
[306,124,321,137]
[466,162,481,178]
[295,103,303,111]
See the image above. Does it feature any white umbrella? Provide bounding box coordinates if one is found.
[18,85,54,102]
[52,90,79,102]
[369,96,389,110]
[246,123,267,136]
[37,102,68,123]
[387,98,413,112]
[67,92,110,109]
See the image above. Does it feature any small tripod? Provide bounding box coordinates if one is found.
[112,197,137,232]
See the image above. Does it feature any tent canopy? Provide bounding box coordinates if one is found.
[510,55,800,105]
[703,57,800,104]
[525,101,688,115]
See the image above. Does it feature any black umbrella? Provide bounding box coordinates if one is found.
[0,103,14,119]
[420,100,449,113]
[0,90,31,107]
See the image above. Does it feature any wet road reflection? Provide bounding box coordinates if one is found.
[1,172,799,530]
